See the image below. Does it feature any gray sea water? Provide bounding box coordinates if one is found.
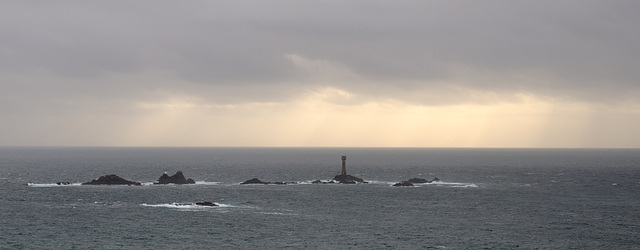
[1,147,639,249]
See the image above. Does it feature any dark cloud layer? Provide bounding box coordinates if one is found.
[2,0,639,107]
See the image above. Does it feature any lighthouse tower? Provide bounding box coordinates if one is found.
[341,155,347,175]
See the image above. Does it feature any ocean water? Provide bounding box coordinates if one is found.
[1,147,639,249]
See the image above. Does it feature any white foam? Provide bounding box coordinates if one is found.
[258,211,298,216]
[27,183,81,187]
[299,179,335,184]
[418,181,478,188]
[194,181,219,185]
[367,180,397,185]
[141,202,236,209]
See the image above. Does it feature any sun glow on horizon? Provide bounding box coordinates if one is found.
[109,87,640,148]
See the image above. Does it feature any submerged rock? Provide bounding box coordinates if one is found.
[333,174,367,184]
[82,174,141,186]
[195,201,218,207]
[393,181,414,187]
[240,178,294,185]
[175,202,218,207]
[155,171,195,185]
[240,178,269,184]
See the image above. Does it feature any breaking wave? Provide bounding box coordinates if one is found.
[27,183,82,187]
[141,202,236,209]
[367,180,398,185]
[417,181,478,188]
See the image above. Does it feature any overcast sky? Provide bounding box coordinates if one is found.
[2,1,639,147]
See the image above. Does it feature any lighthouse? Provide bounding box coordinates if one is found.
[341,155,347,175]
[333,155,365,183]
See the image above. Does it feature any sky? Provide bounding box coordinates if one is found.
[1,1,639,147]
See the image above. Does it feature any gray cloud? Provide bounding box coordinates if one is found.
[2,0,639,108]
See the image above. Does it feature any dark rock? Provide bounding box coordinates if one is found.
[241,178,269,184]
[56,182,71,185]
[333,174,366,184]
[82,174,141,186]
[396,177,441,186]
[240,178,294,185]
[195,201,218,207]
[406,177,441,184]
[155,171,196,185]
[175,202,218,207]
[393,181,415,187]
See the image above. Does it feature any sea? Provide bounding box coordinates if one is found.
[1,147,639,249]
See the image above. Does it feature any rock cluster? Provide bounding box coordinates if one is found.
[333,174,368,184]
[78,171,197,186]
[82,174,141,186]
[393,177,440,187]
[155,171,195,185]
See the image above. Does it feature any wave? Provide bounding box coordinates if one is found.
[298,179,334,184]
[417,181,478,188]
[258,211,299,216]
[194,181,220,185]
[366,180,398,185]
[27,183,82,187]
[141,202,236,209]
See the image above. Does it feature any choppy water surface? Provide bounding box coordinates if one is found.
[1,148,639,248]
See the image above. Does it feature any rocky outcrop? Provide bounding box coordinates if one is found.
[195,201,218,207]
[240,178,294,185]
[82,174,141,186]
[175,202,218,207]
[333,174,368,184]
[56,182,71,185]
[241,178,269,184]
[155,171,195,185]
[393,177,440,187]
[393,181,414,187]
